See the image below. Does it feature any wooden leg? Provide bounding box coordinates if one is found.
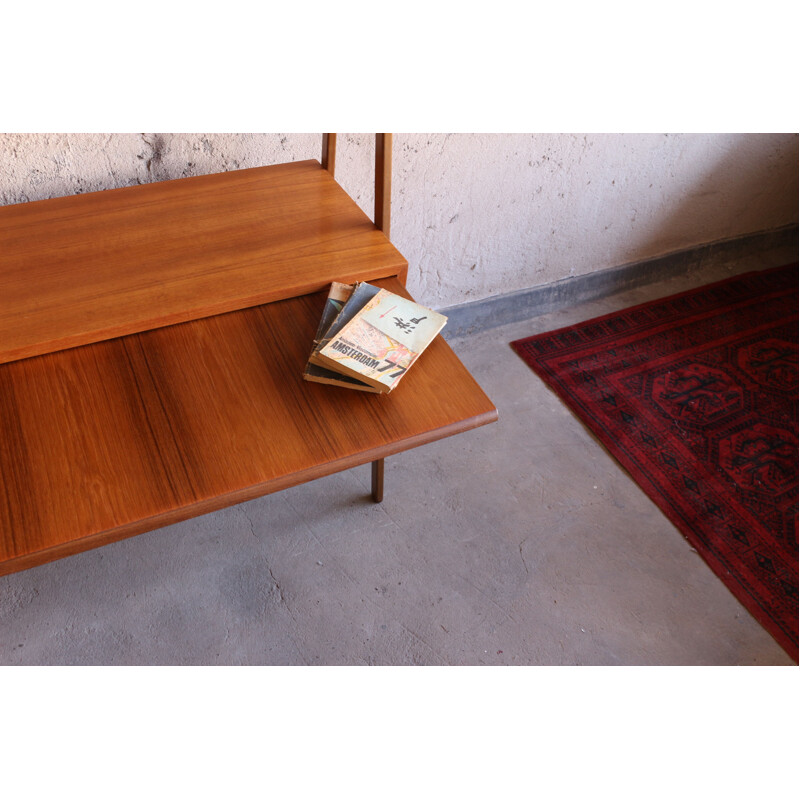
[371,459,385,503]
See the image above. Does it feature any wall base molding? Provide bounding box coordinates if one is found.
[440,225,798,339]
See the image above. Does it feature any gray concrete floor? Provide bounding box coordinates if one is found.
[1,245,796,665]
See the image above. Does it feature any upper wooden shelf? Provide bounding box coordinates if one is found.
[0,159,407,365]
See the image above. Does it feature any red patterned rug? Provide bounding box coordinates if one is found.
[511,264,798,661]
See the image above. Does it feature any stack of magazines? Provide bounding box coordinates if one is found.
[303,281,447,393]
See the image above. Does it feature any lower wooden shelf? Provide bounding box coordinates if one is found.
[0,277,497,576]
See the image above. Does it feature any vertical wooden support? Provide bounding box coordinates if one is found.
[371,458,385,503]
[322,133,337,176]
[374,133,392,237]
[373,133,391,501]
[324,132,391,503]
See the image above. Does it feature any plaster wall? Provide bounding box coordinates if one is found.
[1,132,796,308]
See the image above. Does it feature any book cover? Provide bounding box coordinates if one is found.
[303,282,381,392]
[314,288,447,393]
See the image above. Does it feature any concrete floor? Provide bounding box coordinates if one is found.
[0,246,796,666]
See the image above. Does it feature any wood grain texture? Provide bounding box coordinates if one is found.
[0,277,496,576]
[0,160,407,364]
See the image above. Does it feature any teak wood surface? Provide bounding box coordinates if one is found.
[0,160,407,365]
[0,277,497,576]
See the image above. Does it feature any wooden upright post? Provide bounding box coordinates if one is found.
[374,133,392,237]
[322,133,337,176]
[373,134,392,501]
[323,131,392,503]
[371,458,385,503]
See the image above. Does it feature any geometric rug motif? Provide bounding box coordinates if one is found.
[511,264,798,661]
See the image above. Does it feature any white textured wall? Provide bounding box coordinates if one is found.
[1,133,797,308]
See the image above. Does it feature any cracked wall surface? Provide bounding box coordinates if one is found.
[1,132,797,308]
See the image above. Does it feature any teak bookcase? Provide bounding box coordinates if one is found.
[0,133,497,577]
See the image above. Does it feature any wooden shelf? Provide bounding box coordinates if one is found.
[0,160,407,365]
[0,277,497,576]
[0,147,497,578]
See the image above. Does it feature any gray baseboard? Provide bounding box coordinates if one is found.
[440,225,798,339]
